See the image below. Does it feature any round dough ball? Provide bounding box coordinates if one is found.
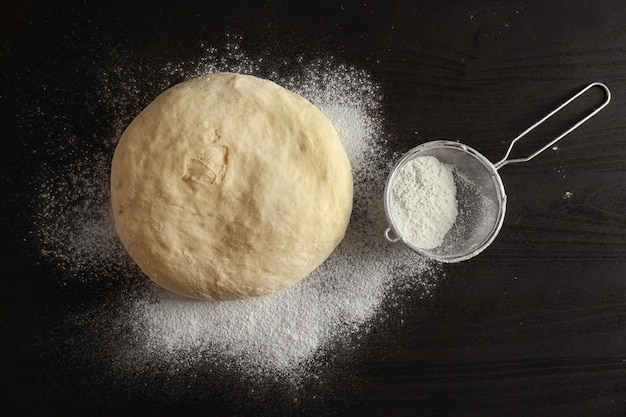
[110,73,353,300]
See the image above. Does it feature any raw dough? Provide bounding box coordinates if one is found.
[111,73,353,300]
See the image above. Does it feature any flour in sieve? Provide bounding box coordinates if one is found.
[389,156,458,250]
[32,42,439,379]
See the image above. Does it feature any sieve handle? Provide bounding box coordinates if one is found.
[494,82,611,170]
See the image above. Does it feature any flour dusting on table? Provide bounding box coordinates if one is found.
[33,42,440,379]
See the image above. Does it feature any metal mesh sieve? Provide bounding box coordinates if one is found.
[384,82,611,262]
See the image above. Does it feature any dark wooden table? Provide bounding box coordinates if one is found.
[2,0,625,415]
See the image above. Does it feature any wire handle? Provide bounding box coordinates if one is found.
[494,82,611,170]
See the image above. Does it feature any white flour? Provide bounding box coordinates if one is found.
[32,42,440,380]
[389,156,458,250]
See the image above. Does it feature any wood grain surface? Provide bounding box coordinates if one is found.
[1,0,625,416]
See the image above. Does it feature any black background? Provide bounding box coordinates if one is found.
[2,0,625,416]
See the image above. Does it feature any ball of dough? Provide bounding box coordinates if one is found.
[110,73,353,300]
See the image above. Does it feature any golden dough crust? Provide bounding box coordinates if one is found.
[110,73,353,300]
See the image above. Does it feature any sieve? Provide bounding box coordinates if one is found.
[384,82,611,262]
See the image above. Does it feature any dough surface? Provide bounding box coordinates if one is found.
[111,73,353,300]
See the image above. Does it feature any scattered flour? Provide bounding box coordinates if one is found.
[32,41,440,379]
[389,156,458,250]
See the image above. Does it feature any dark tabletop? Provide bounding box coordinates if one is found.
[2,0,625,416]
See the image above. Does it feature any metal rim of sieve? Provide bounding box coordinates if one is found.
[384,82,611,262]
[383,140,507,263]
